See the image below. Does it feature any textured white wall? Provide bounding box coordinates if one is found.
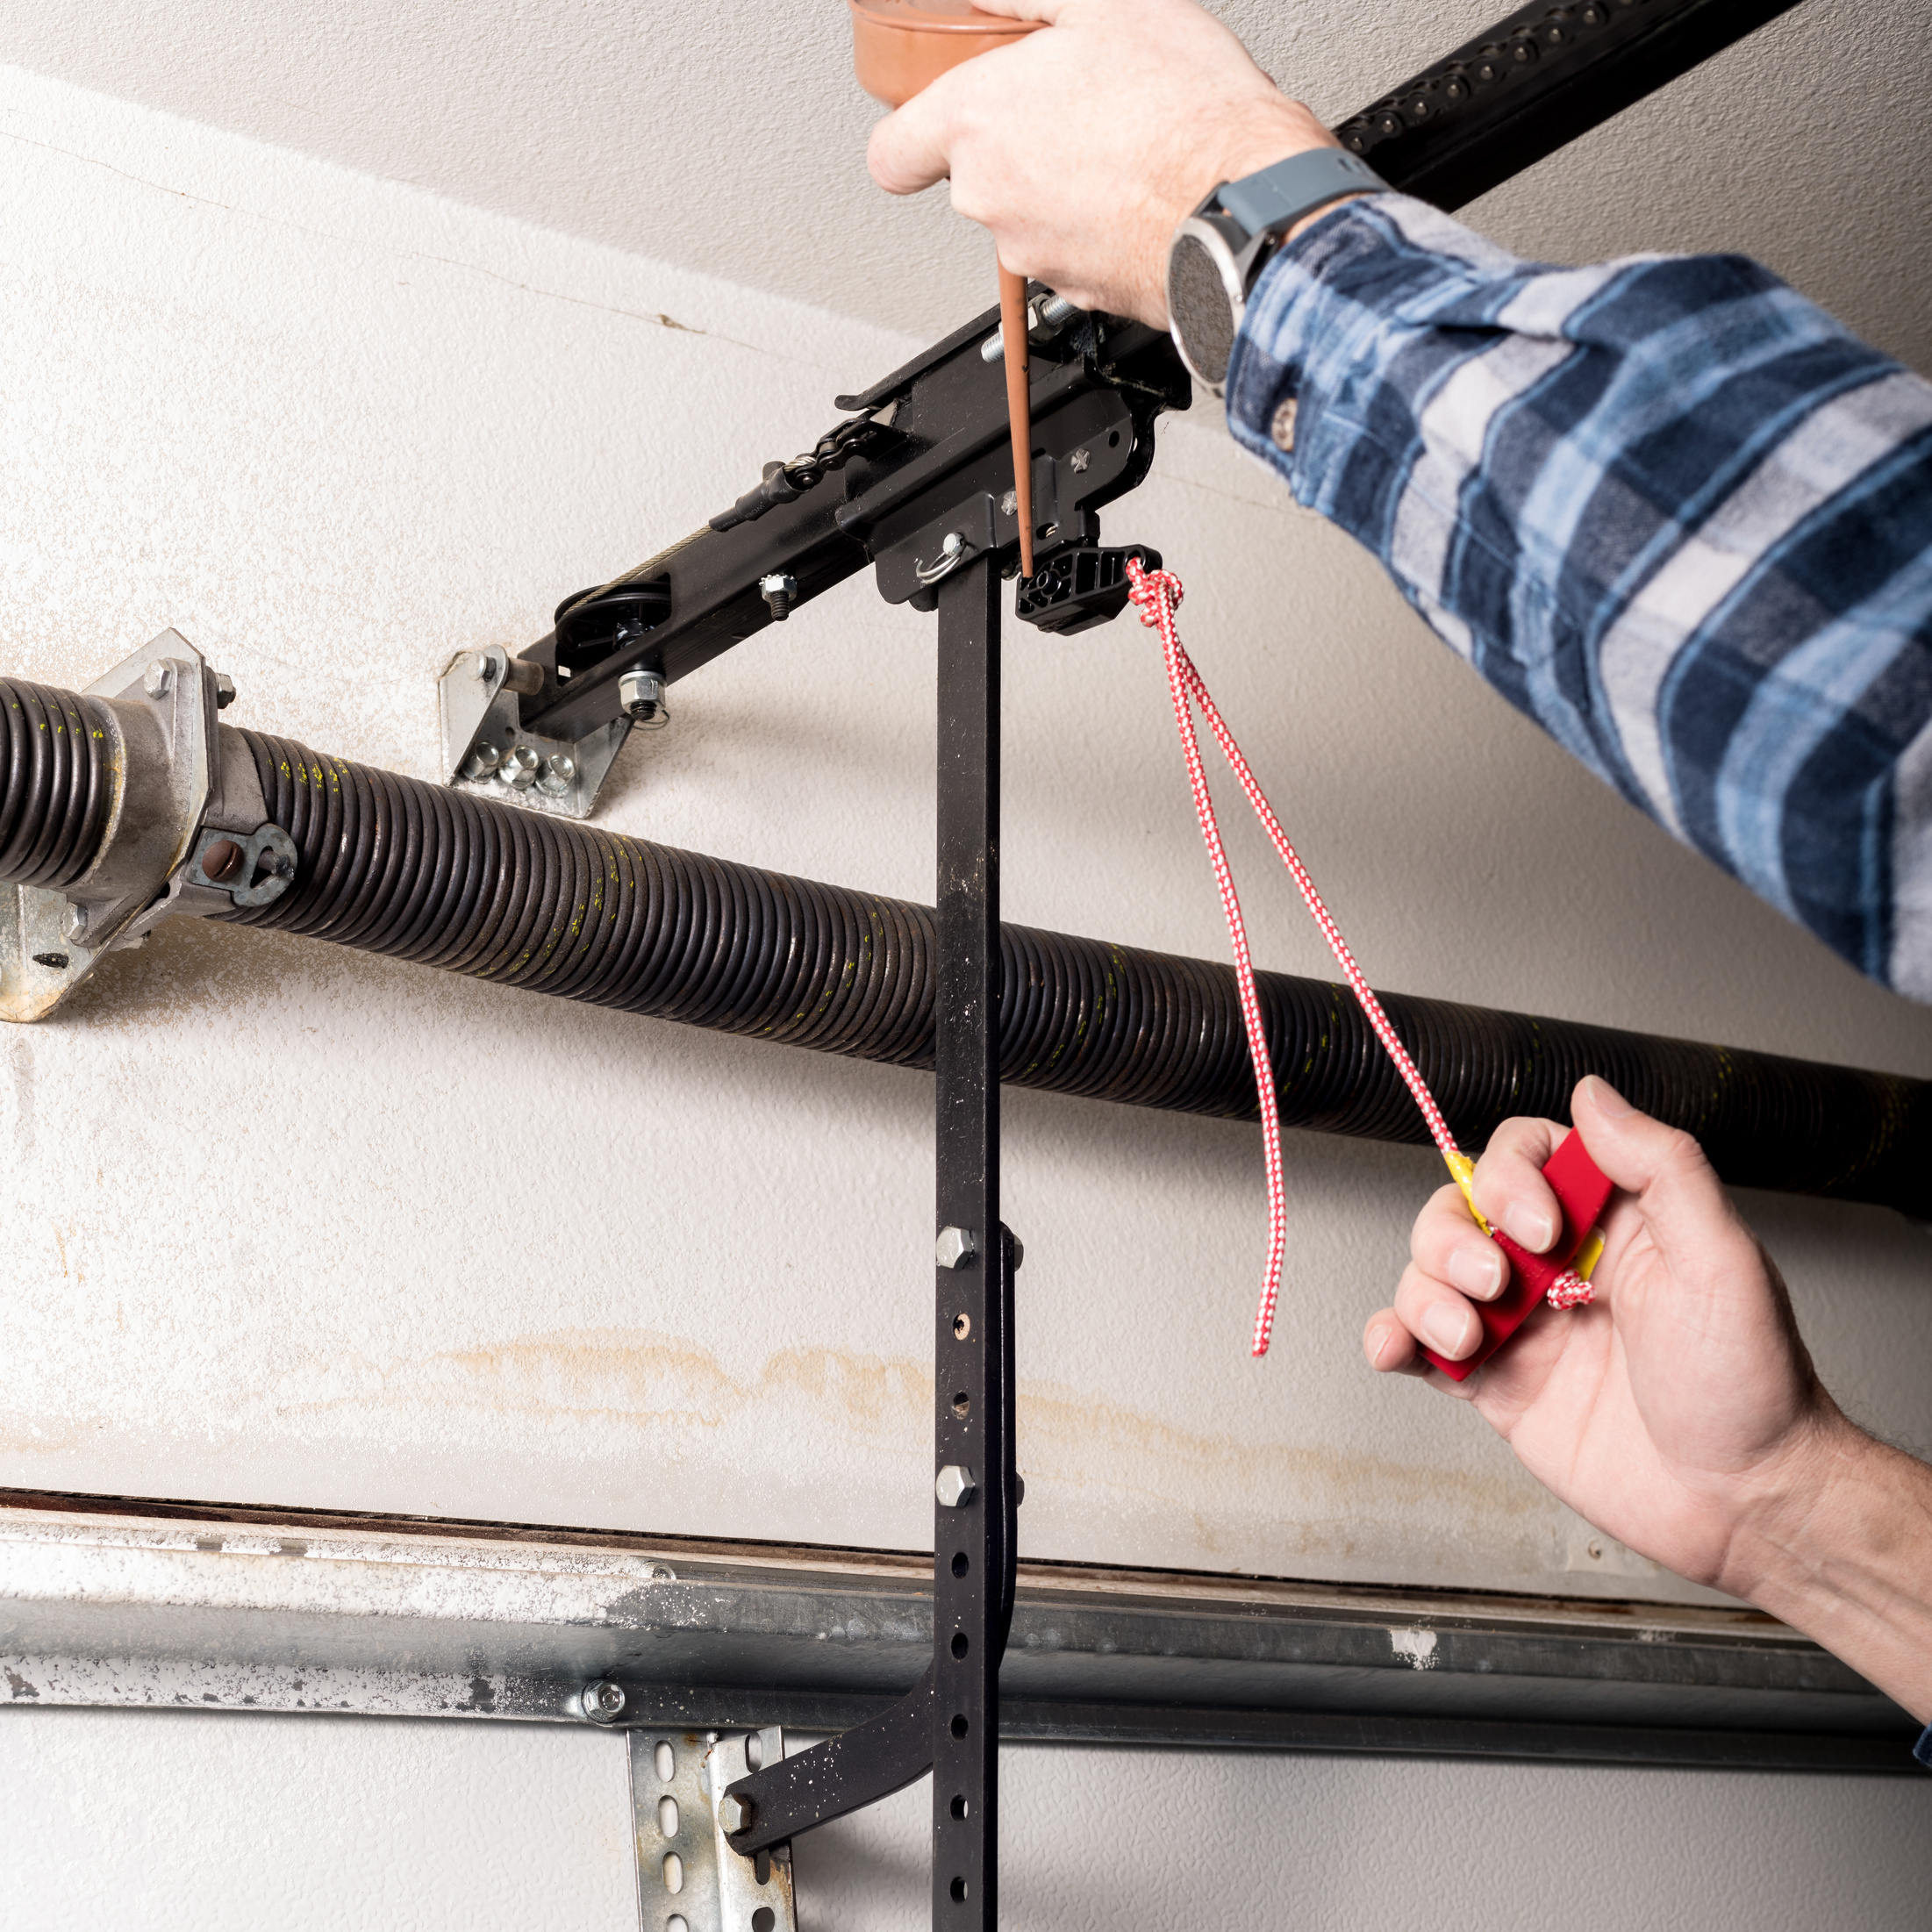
[3,1710,1928,1932]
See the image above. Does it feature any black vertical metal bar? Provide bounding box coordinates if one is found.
[932,551,1013,1932]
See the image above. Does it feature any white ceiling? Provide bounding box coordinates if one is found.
[2,0,1927,367]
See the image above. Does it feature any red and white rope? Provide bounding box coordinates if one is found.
[1124,559,1587,1353]
[1135,564,1288,1357]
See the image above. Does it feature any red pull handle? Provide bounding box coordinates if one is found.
[1421,1131,1614,1383]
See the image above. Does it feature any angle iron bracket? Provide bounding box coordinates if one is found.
[633,1727,798,1932]
[437,645,630,820]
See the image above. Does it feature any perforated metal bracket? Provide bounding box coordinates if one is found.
[632,1728,798,1932]
[437,645,630,820]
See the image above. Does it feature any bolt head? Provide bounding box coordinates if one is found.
[582,1680,626,1722]
[142,662,171,698]
[474,651,496,681]
[719,1792,754,1835]
[935,1465,977,1508]
[759,574,797,598]
[496,745,540,790]
[939,531,964,560]
[535,752,576,797]
[201,838,245,884]
[462,741,503,782]
[212,671,237,710]
[1069,447,1091,474]
[934,1226,977,1271]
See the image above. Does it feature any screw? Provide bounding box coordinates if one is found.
[1069,447,1091,473]
[935,1226,977,1270]
[496,744,541,791]
[212,672,237,710]
[760,573,798,622]
[718,1792,755,1835]
[202,838,245,884]
[536,752,576,797]
[1035,292,1077,330]
[979,332,1005,365]
[619,669,670,729]
[143,662,171,698]
[582,1679,626,1723]
[999,489,1017,516]
[462,741,503,781]
[935,1465,977,1508]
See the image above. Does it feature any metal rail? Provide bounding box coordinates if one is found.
[0,1498,1917,1774]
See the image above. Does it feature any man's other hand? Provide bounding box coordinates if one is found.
[1363,1076,1843,1600]
[866,0,1335,327]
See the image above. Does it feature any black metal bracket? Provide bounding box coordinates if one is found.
[724,556,1020,1932]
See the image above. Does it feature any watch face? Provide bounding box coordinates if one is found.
[1167,226,1241,394]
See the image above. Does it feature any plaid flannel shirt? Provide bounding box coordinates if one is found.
[1227,194,1932,998]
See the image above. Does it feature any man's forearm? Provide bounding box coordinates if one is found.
[1224,193,1932,1001]
[1724,1419,1932,1728]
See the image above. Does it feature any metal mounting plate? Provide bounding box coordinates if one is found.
[632,1728,798,1932]
[437,645,630,819]
[0,631,214,1023]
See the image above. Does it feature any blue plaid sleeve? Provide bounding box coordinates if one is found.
[1226,195,1932,998]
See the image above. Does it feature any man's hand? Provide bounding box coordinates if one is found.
[1364,1076,1838,1598]
[866,0,1336,326]
[1366,1076,1932,1726]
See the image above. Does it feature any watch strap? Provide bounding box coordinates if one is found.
[1214,147,1387,241]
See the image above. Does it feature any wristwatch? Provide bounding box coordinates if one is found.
[1165,147,1388,397]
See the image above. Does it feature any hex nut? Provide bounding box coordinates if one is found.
[934,1226,977,1271]
[212,671,237,710]
[496,744,541,790]
[935,1465,977,1508]
[142,662,171,698]
[619,669,669,727]
[536,752,576,797]
[582,1680,626,1723]
[462,741,503,782]
[718,1792,755,1835]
